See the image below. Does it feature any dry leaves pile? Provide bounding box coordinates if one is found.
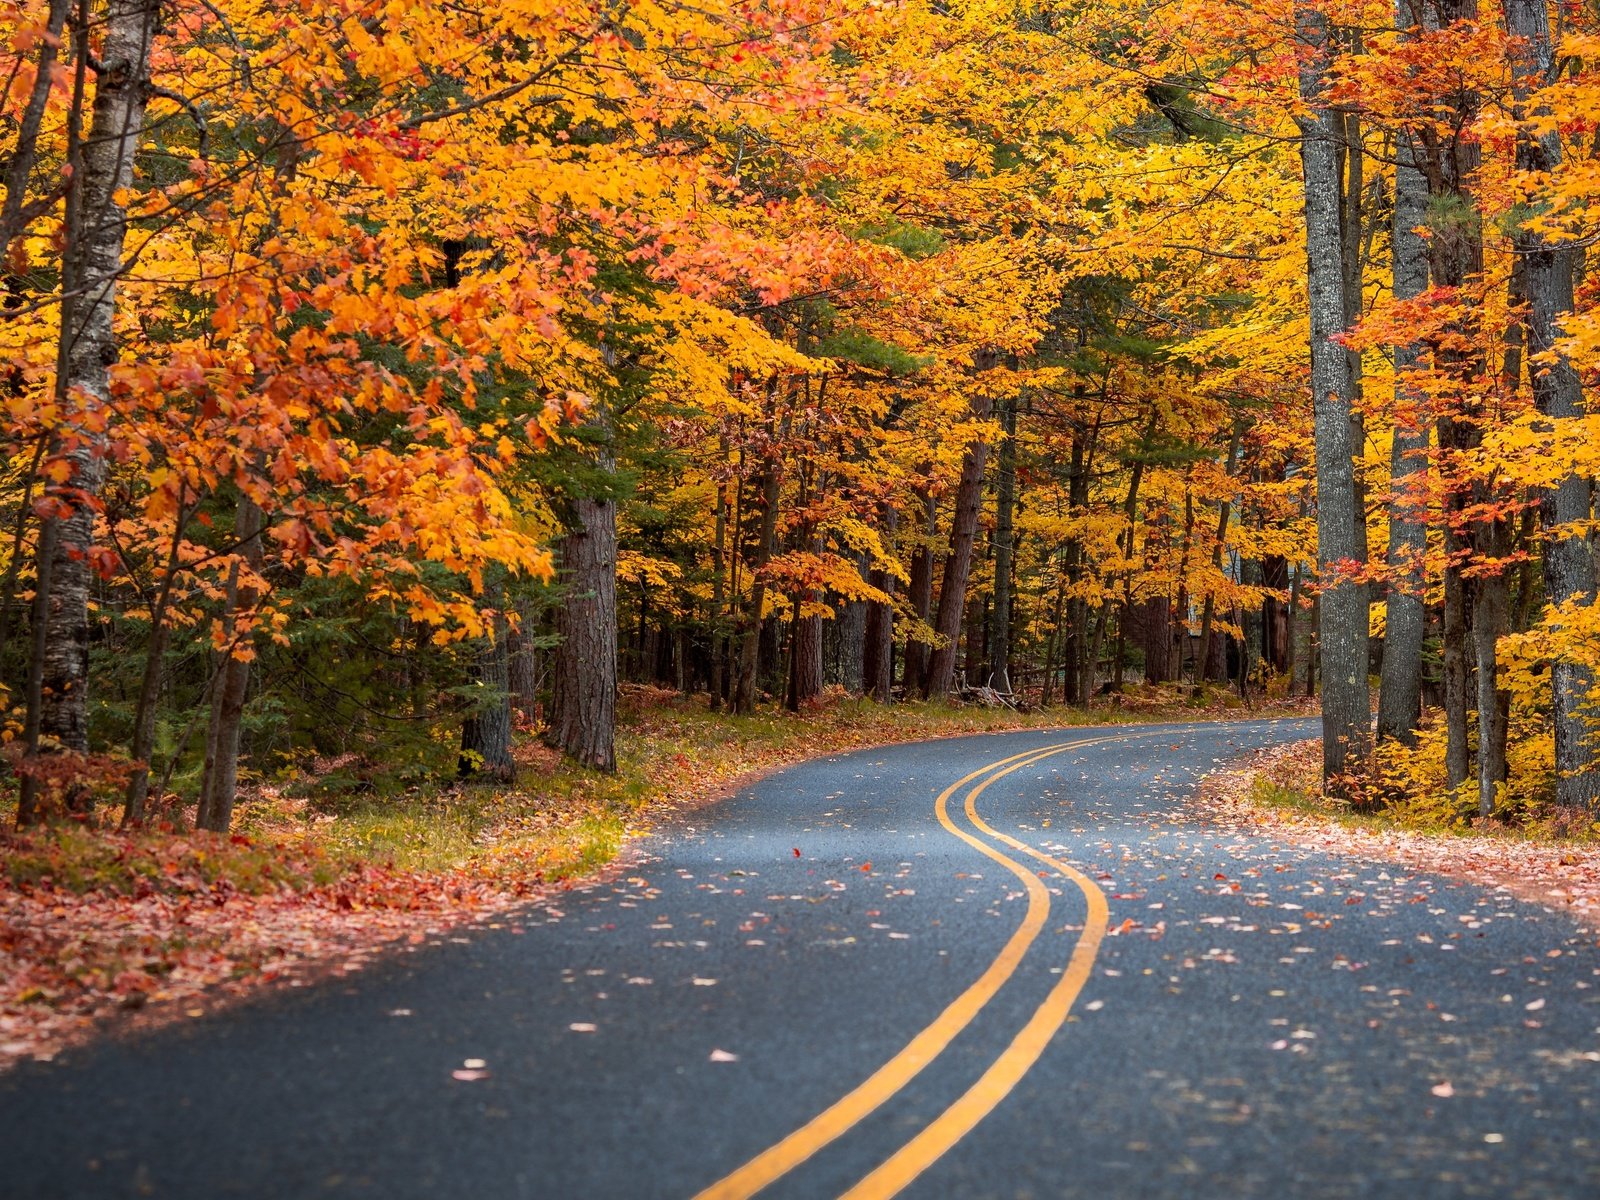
[1200,740,1600,932]
[0,835,570,1071]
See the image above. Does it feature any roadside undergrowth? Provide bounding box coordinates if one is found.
[3,686,1310,1069]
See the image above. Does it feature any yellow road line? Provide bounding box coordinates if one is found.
[691,738,1101,1200]
[835,744,1123,1200]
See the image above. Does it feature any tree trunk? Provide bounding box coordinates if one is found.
[548,493,618,771]
[1198,422,1243,683]
[901,490,935,695]
[1505,0,1600,810]
[1377,124,1431,746]
[734,462,780,714]
[1297,3,1372,786]
[709,465,729,710]
[507,595,540,725]
[195,497,264,833]
[924,392,993,699]
[988,394,1018,692]
[31,0,160,815]
[1474,525,1512,818]
[460,581,516,785]
[123,515,189,825]
[864,509,898,702]
[788,608,823,710]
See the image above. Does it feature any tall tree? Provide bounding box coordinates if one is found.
[1296,1,1372,786]
[19,0,159,824]
[924,389,994,698]
[1377,123,1431,746]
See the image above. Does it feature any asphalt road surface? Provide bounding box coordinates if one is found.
[5,717,1600,1199]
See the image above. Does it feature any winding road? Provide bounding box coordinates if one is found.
[5,718,1600,1198]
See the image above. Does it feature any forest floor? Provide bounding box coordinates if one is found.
[1199,738,1600,937]
[0,684,1311,1070]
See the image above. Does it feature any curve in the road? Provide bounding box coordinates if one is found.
[701,729,1141,1200]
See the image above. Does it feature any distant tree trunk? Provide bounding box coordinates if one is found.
[902,490,936,695]
[1474,524,1512,817]
[788,607,823,710]
[734,461,780,714]
[1505,0,1600,811]
[507,595,540,726]
[1198,422,1243,683]
[1262,555,1290,672]
[1140,598,1171,685]
[1286,563,1301,695]
[864,509,898,702]
[988,394,1018,692]
[195,497,265,833]
[460,580,516,785]
[709,464,729,710]
[548,492,618,771]
[834,599,866,695]
[1377,125,1430,747]
[963,594,987,687]
[925,391,994,699]
[20,0,160,824]
[122,512,189,826]
[1297,2,1371,787]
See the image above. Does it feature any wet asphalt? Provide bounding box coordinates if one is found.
[3,717,1600,1199]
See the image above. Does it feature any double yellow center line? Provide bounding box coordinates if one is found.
[694,733,1128,1200]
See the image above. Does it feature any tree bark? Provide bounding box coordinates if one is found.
[1504,0,1600,810]
[864,508,898,702]
[548,492,618,771]
[1198,422,1243,683]
[788,607,824,709]
[507,595,540,725]
[733,461,780,714]
[924,392,993,699]
[1474,522,1512,817]
[1377,123,1431,746]
[988,394,1018,692]
[123,510,190,825]
[33,0,160,812]
[460,589,516,785]
[901,490,935,695]
[1297,2,1372,786]
[195,497,264,833]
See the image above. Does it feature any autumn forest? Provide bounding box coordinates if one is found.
[5,0,1600,843]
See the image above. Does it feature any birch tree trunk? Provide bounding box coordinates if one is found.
[31,0,160,816]
[1296,3,1372,785]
